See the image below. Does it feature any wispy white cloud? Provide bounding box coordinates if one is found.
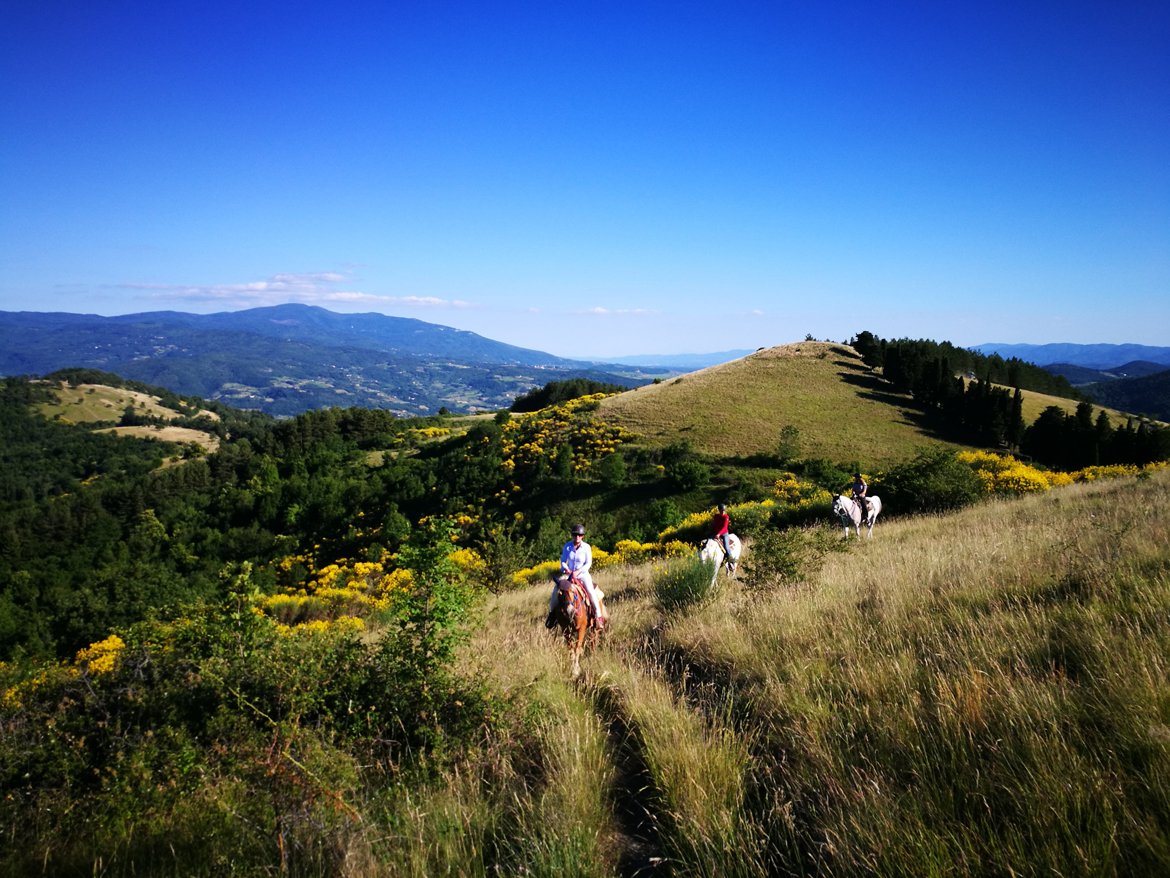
[750,309,764,316]
[581,307,660,316]
[119,272,473,309]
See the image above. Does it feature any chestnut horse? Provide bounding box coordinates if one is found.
[549,574,606,678]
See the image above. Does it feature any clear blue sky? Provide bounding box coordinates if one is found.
[1,1,1166,357]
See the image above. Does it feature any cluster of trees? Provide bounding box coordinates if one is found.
[1023,403,1170,470]
[851,332,1085,401]
[849,332,1170,463]
[510,377,631,412]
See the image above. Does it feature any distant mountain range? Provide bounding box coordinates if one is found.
[0,305,650,417]
[1042,361,1170,386]
[974,343,1170,370]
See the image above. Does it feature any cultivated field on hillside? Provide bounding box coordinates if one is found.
[600,342,960,466]
[427,469,1170,877]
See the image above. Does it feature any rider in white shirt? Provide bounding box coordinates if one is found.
[548,524,604,629]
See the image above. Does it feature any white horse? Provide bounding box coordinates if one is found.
[833,494,882,538]
[699,533,741,582]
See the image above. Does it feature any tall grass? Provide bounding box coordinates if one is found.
[654,471,1170,874]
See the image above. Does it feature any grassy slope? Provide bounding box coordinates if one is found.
[599,342,959,467]
[468,469,1170,876]
[35,381,219,423]
[96,425,221,454]
[34,380,221,453]
[599,342,1136,468]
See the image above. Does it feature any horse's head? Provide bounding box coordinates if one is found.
[832,495,846,517]
[551,575,579,622]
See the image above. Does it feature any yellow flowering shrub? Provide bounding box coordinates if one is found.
[773,474,825,505]
[74,634,125,676]
[512,559,561,585]
[449,547,485,576]
[957,451,1052,495]
[1069,464,1140,482]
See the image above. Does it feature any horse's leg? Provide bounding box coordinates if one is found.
[572,621,587,679]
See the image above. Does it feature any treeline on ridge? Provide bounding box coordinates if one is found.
[850,331,1170,468]
[510,377,630,412]
[851,332,1086,400]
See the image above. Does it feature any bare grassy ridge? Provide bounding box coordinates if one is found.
[96,424,221,454]
[599,343,960,467]
[599,343,1139,468]
[452,470,1170,876]
[36,381,219,423]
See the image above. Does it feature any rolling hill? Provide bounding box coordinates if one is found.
[600,342,959,466]
[599,342,1144,468]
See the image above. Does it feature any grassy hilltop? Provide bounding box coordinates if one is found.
[601,342,947,466]
[601,341,1140,469]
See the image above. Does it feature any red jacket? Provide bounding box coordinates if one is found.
[711,513,730,536]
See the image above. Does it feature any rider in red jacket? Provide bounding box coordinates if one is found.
[710,503,732,564]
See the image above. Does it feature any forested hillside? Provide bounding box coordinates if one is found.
[1083,369,1170,423]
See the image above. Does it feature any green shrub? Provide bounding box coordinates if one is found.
[595,451,627,487]
[653,556,719,613]
[873,447,983,514]
[741,525,848,589]
[667,460,710,491]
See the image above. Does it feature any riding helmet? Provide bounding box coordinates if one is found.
[570,523,585,535]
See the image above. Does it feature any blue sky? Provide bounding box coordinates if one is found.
[1,1,1166,358]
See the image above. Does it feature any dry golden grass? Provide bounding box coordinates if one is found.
[35,381,219,423]
[599,342,961,467]
[466,470,1170,875]
[96,424,220,453]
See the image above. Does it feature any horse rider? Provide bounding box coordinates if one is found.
[709,503,733,566]
[547,523,605,630]
[851,473,870,520]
